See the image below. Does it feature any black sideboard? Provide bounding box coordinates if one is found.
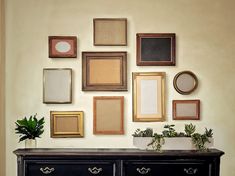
[14,148,224,176]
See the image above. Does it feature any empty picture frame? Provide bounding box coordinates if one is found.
[49,36,77,58]
[43,68,72,104]
[173,71,198,95]
[173,100,200,120]
[136,33,175,66]
[132,72,165,122]
[93,18,127,46]
[50,111,84,138]
[93,96,124,134]
[82,52,127,91]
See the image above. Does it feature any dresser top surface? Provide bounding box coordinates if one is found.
[14,148,224,157]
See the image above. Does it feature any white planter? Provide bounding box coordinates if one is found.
[25,139,37,148]
[133,137,214,150]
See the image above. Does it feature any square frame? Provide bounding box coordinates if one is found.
[133,72,165,122]
[49,36,77,58]
[82,52,127,91]
[93,18,127,46]
[136,33,175,66]
[50,111,84,138]
[93,96,124,135]
[43,68,72,104]
[172,100,200,120]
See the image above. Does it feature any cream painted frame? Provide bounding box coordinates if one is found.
[132,72,165,122]
[43,68,72,104]
[50,111,84,138]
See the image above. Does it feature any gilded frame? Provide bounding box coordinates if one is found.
[82,52,127,91]
[49,36,77,58]
[93,18,127,46]
[136,33,175,66]
[43,68,72,104]
[50,111,84,138]
[132,72,165,122]
[93,96,124,135]
[172,100,200,120]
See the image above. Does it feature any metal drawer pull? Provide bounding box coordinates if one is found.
[40,167,55,174]
[88,167,103,174]
[184,168,198,175]
[137,167,151,174]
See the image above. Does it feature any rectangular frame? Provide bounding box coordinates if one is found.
[172,100,200,120]
[133,72,165,122]
[93,96,124,135]
[136,33,175,66]
[49,36,77,58]
[50,111,84,138]
[82,52,127,91]
[43,68,72,104]
[93,18,127,46]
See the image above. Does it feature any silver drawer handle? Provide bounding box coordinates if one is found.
[137,167,151,174]
[88,167,103,174]
[184,168,198,175]
[40,167,55,174]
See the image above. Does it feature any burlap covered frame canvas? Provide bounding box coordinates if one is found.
[43,68,72,104]
[93,96,124,135]
[173,100,200,120]
[93,18,127,46]
[82,52,127,91]
[132,72,165,122]
[50,111,84,138]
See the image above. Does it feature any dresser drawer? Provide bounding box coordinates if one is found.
[123,161,210,176]
[25,160,116,176]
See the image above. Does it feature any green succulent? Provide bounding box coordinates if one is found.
[15,114,45,142]
[184,123,196,137]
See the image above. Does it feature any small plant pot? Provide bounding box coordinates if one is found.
[25,139,37,148]
[133,137,214,150]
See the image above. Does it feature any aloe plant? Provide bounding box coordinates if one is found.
[15,114,45,142]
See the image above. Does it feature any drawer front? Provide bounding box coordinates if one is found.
[25,161,116,176]
[123,161,210,176]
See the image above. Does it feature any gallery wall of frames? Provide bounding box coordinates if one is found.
[45,18,200,138]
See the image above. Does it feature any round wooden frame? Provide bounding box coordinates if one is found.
[173,71,198,95]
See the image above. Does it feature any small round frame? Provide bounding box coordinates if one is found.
[173,71,198,95]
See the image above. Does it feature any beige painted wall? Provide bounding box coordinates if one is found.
[0,0,5,175]
[5,0,235,175]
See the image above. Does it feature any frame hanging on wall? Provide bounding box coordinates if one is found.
[50,111,84,138]
[49,36,77,58]
[43,68,72,104]
[136,33,175,66]
[172,100,200,120]
[132,72,165,122]
[93,96,124,135]
[93,18,127,46]
[82,52,127,91]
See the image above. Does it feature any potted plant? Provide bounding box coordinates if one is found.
[15,114,45,148]
[132,123,214,151]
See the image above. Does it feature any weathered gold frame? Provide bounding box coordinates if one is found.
[50,111,84,138]
[93,18,127,46]
[132,72,165,122]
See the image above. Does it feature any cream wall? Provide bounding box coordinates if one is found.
[5,0,235,175]
[0,0,5,175]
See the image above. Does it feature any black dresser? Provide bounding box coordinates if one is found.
[14,148,224,176]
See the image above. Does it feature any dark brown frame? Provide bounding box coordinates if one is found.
[93,96,124,135]
[172,100,200,120]
[49,36,77,58]
[43,68,72,104]
[136,33,175,66]
[82,52,127,91]
[173,71,198,95]
[93,18,127,46]
[50,111,84,138]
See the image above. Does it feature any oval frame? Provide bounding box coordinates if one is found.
[173,71,198,95]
